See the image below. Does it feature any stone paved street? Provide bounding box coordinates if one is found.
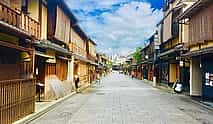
[30,73,213,124]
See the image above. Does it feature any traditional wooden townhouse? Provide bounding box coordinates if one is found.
[105,56,112,74]
[33,0,74,101]
[0,0,41,123]
[69,21,91,90]
[130,55,138,78]
[157,0,196,88]
[141,36,155,81]
[139,46,148,80]
[178,0,213,100]
[96,53,107,76]
[87,38,98,83]
[126,55,133,75]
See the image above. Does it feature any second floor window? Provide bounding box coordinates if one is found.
[163,0,169,11]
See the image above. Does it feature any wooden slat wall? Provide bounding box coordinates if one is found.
[79,63,89,85]
[45,63,56,76]
[56,59,68,81]
[0,79,35,124]
[189,4,213,45]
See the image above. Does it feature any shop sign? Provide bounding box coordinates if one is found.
[205,72,213,87]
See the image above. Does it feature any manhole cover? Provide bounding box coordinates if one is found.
[59,112,73,118]
[96,93,105,95]
[120,86,129,87]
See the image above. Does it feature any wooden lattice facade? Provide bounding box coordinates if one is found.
[0,79,36,124]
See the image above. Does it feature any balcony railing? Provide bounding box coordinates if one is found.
[87,54,96,61]
[0,78,36,124]
[69,42,87,57]
[0,3,40,39]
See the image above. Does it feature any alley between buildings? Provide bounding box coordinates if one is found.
[30,73,213,124]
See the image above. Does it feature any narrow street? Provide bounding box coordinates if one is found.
[29,73,213,124]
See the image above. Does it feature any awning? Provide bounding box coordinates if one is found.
[90,62,99,66]
[0,40,33,52]
[178,0,212,20]
[158,44,188,58]
[158,48,179,58]
[57,56,72,61]
[34,40,72,55]
[35,51,55,59]
[0,20,32,39]
[183,47,213,58]
[139,59,153,65]
[73,53,90,63]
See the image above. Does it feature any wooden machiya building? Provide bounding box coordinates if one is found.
[96,53,109,76]
[157,0,196,88]
[0,0,41,123]
[33,0,74,101]
[139,35,156,81]
[87,39,98,84]
[179,0,213,100]
[129,56,137,78]
[139,46,148,80]
[69,20,91,89]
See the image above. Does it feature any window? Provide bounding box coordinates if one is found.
[163,0,169,11]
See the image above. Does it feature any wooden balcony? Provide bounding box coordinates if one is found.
[0,78,36,124]
[0,3,40,39]
[69,42,87,57]
[87,54,96,61]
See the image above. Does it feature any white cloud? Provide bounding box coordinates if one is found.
[66,0,163,56]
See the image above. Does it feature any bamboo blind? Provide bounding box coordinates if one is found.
[189,4,213,45]
[56,59,68,81]
[55,6,70,43]
[163,12,172,42]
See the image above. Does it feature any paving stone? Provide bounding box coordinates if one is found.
[30,73,213,124]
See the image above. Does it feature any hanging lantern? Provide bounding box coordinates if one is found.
[20,52,31,62]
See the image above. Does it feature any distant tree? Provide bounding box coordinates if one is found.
[133,47,142,64]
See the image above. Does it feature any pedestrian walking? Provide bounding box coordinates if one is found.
[74,74,80,93]
[131,71,134,80]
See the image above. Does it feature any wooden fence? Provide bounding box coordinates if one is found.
[0,78,36,124]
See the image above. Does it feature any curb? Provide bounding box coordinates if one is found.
[180,95,213,112]
[140,78,213,111]
[191,99,213,112]
[141,79,174,94]
[79,84,91,92]
[14,92,76,124]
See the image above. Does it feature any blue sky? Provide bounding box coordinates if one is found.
[66,0,163,56]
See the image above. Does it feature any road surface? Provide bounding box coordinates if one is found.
[30,73,213,124]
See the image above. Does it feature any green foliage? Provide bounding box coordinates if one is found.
[133,47,142,63]
[107,62,113,68]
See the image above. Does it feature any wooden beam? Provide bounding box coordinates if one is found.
[0,40,33,52]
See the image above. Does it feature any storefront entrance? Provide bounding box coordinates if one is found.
[202,56,213,100]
